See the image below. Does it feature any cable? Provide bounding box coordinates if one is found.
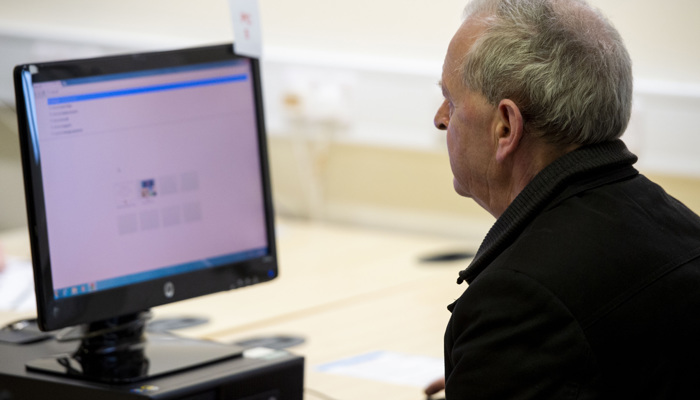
[0,100,18,134]
[0,100,16,115]
[304,387,340,400]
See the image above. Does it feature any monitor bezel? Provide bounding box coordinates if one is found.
[13,44,277,332]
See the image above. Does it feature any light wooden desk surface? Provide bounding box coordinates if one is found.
[0,218,486,399]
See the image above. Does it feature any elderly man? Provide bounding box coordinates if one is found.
[430,0,700,398]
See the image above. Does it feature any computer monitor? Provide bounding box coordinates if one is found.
[13,44,277,383]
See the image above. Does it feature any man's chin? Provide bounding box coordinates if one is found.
[453,180,472,198]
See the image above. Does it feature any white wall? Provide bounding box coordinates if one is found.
[1,0,699,83]
[1,0,700,231]
[592,0,700,85]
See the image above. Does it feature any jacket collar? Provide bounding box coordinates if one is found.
[457,140,638,285]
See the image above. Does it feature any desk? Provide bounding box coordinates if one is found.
[0,218,486,399]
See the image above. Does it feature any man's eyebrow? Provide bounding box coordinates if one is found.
[437,80,448,97]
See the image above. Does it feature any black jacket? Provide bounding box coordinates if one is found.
[445,140,700,399]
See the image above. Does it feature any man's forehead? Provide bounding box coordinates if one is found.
[455,18,487,55]
[443,18,487,77]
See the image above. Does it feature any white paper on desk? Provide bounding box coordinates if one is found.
[228,0,263,58]
[316,351,444,388]
[0,258,36,313]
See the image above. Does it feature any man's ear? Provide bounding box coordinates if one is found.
[494,99,524,163]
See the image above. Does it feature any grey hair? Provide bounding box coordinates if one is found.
[461,0,633,145]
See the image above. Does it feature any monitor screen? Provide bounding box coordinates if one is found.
[14,44,277,333]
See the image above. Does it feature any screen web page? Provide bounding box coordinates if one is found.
[31,60,268,299]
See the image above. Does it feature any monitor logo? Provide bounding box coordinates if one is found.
[164,282,175,298]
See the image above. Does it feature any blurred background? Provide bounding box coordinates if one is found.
[1,0,700,238]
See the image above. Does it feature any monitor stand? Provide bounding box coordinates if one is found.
[25,311,243,384]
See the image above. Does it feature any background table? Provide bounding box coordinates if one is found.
[0,218,487,399]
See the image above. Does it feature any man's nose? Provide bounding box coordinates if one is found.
[434,101,448,130]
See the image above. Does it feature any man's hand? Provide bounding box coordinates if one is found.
[424,376,445,398]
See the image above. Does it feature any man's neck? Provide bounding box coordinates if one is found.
[494,139,581,218]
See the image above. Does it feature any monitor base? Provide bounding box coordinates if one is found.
[26,331,244,384]
[26,310,243,384]
[1,331,304,400]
